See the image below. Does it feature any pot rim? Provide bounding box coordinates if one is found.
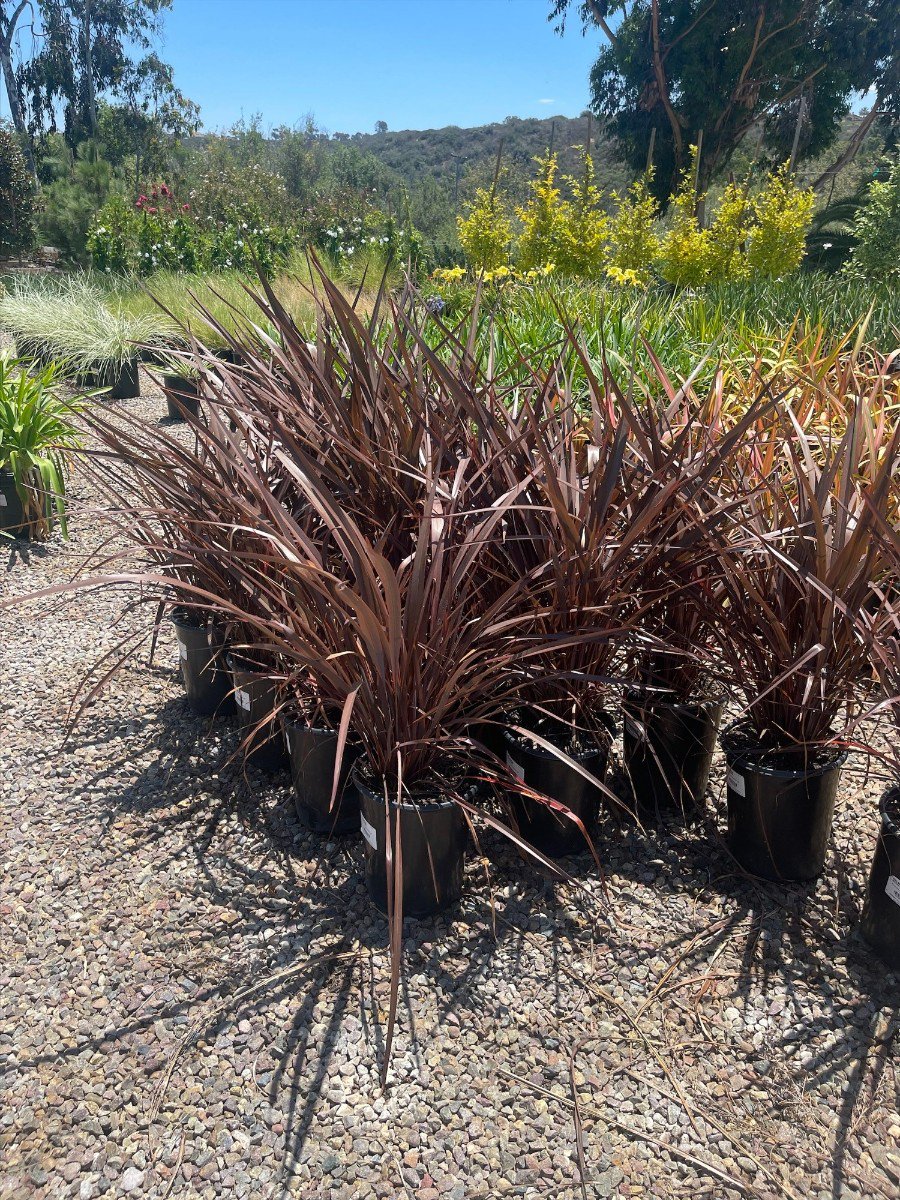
[170,605,208,630]
[623,686,726,714]
[352,760,468,812]
[503,716,614,762]
[720,719,849,779]
[282,714,362,750]
[225,651,278,677]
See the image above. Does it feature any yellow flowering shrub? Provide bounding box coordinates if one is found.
[705,181,752,282]
[557,149,608,279]
[604,172,660,286]
[516,154,568,273]
[746,164,814,278]
[458,188,512,272]
[659,147,722,287]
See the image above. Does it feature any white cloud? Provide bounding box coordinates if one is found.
[538,98,554,105]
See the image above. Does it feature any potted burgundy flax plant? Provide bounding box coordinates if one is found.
[705,393,898,881]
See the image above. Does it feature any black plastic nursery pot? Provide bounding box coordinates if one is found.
[503,716,614,858]
[720,723,848,881]
[859,787,900,970]
[171,609,233,717]
[465,718,508,760]
[227,655,288,771]
[161,374,201,421]
[0,469,28,538]
[96,358,140,400]
[282,716,361,834]
[623,689,724,823]
[354,767,467,917]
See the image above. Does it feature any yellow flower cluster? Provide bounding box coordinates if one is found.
[430,263,556,289]
[431,266,466,285]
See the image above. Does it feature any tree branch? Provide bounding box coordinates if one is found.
[729,65,827,147]
[720,6,766,130]
[812,102,883,192]
[650,0,684,162]
[0,1,30,43]
[584,0,620,51]
[661,0,719,62]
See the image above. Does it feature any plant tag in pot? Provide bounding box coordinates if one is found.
[0,494,6,507]
[726,768,745,797]
[360,813,377,849]
[179,643,188,660]
[506,753,525,782]
[886,875,900,907]
[624,716,642,739]
[235,689,251,711]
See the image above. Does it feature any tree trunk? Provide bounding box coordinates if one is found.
[0,2,38,182]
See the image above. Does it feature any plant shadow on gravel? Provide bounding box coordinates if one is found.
[3,534,53,570]
[23,670,900,1197]
[580,766,900,1200]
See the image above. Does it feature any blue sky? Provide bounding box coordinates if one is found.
[158,0,601,134]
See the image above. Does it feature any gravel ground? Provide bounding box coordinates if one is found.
[1,368,899,1200]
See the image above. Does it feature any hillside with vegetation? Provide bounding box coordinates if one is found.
[347,112,632,199]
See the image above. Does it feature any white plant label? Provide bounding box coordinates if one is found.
[625,716,641,739]
[885,875,900,907]
[284,727,292,752]
[235,689,251,711]
[727,768,746,797]
[506,753,525,782]
[0,494,7,507]
[360,814,377,849]
[179,643,188,660]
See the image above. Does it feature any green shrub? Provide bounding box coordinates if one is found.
[0,127,37,257]
[657,151,712,288]
[88,180,299,276]
[745,164,814,279]
[557,149,608,280]
[844,156,900,285]
[705,182,752,282]
[38,142,117,263]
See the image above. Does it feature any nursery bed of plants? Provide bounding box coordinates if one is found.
[2,265,900,1200]
[0,371,898,1199]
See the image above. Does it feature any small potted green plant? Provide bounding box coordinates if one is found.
[0,355,79,539]
[156,353,203,420]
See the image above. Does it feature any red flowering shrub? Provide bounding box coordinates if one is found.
[90,176,299,275]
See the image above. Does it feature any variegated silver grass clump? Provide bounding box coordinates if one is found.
[0,274,174,372]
